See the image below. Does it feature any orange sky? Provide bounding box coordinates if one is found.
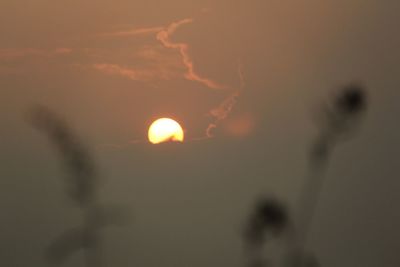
[2,0,398,144]
[0,1,400,266]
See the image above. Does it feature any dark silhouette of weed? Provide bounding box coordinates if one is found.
[300,83,367,242]
[28,84,367,267]
[243,84,367,267]
[29,105,128,267]
[245,198,289,246]
[244,197,292,267]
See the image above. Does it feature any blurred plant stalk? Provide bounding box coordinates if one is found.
[30,106,108,267]
[297,84,367,256]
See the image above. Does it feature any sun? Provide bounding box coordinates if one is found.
[148,118,184,144]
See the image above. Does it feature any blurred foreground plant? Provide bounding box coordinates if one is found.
[295,84,367,266]
[299,84,367,243]
[30,105,127,267]
[244,84,367,267]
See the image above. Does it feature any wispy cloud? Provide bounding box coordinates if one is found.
[134,45,183,70]
[0,48,42,59]
[98,18,244,139]
[0,48,73,75]
[54,48,73,54]
[91,42,185,81]
[100,19,226,90]
[206,64,245,137]
[156,19,226,90]
[0,48,72,60]
[93,63,158,81]
[99,26,164,37]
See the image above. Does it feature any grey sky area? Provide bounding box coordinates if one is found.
[0,1,399,266]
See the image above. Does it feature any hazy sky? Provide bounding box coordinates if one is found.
[1,1,399,266]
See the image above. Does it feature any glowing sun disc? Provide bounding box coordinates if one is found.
[148,118,184,144]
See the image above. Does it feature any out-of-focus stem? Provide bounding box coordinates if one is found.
[298,134,333,249]
[83,204,104,267]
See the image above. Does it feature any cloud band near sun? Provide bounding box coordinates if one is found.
[96,18,245,139]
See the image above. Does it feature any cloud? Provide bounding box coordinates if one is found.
[206,91,241,137]
[134,45,183,69]
[54,48,73,54]
[93,64,156,81]
[98,18,244,139]
[154,19,245,138]
[92,56,183,82]
[0,48,42,59]
[101,19,226,90]
[0,48,73,75]
[206,64,245,137]
[156,19,226,90]
[0,48,72,60]
[100,26,164,37]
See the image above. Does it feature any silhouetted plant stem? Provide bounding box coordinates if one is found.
[244,197,290,267]
[298,136,331,247]
[82,203,104,267]
[296,84,367,264]
[29,105,109,267]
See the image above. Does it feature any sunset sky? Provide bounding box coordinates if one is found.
[1,1,399,266]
